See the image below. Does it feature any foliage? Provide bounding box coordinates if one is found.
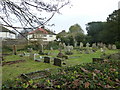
[2,45,12,53]
[45,41,59,50]
[69,24,84,34]
[86,9,120,45]
[2,60,120,89]
[115,41,120,49]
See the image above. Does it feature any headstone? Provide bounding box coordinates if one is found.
[85,49,89,54]
[100,48,105,53]
[13,44,17,55]
[44,57,50,63]
[28,48,33,52]
[92,43,97,52]
[100,42,104,48]
[80,42,83,48]
[86,43,90,48]
[108,44,112,50]
[74,41,77,47]
[97,43,100,48]
[92,58,104,62]
[54,58,62,67]
[50,47,53,51]
[29,53,34,60]
[112,44,117,50]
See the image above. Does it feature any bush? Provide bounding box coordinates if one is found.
[115,41,120,49]
[45,41,59,50]
[2,45,12,52]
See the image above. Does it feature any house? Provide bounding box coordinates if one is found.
[0,25,16,40]
[27,27,56,43]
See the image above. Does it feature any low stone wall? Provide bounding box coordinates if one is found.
[2,39,28,50]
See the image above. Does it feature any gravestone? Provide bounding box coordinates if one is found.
[74,41,77,47]
[86,43,90,48]
[92,43,97,52]
[13,44,17,55]
[80,42,83,48]
[100,48,105,53]
[44,57,50,63]
[85,49,89,54]
[50,47,53,51]
[29,53,34,60]
[100,42,104,48]
[28,48,33,52]
[112,44,117,50]
[108,44,112,50]
[54,58,62,67]
[92,58,104,62]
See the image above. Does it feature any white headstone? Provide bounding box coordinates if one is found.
[80,42,83,48]
[112,44,117,50]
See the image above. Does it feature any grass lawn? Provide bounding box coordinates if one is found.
[2,49,119,84]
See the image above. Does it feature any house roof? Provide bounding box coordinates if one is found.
[29,28,48,34]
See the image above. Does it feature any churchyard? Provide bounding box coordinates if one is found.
[2,42,120,88]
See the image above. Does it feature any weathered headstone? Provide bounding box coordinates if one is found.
[100,42,104,48]
[108,44,112,50]
[44,57,50,63]
[92,58,104,62]
[97,43,101,48]
[112,44,117,50]
[80,42,83,48]
[50,47,53,51]
[86,43,90,48]
[29,53,34,60]
[74,41,77,47]
[100,48,105,53]
[92,43,97,52]
[85,49,89,54]
[53,58,62,67]
[13,44,17,55]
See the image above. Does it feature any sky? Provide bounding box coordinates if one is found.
[46,0,120,34]
[0,0,120,34]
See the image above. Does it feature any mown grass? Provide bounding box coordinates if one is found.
[2,49,119,84]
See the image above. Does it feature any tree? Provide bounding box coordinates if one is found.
[86,21,106,43]
[0,0,70,40]
[69,24,83,34]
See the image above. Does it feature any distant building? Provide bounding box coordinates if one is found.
[27,27,56,43]
[0,25,16,40]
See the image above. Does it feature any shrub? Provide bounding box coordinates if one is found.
[115,41,120,49]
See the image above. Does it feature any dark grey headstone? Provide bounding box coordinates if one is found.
[54,58,62,67]
[44,57,50,63]
[92,58,104,62]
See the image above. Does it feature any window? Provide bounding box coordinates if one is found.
[43,35,47,37]
[49,35,52,37]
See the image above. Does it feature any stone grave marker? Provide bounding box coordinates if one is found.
[44,57,50,63]
[29,53,34,60]
[54,58,62,67]
[108,44,112,50]
[100,48,105,53]
[86,43,90,48]
[92,58,104,62]
[112,44,117,50]
[80,42,83,48]
[92,43,97,52]
[13,44,17,55]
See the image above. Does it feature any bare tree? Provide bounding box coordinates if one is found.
[0,0,70,40]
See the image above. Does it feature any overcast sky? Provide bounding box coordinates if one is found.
[46,0,120,34]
